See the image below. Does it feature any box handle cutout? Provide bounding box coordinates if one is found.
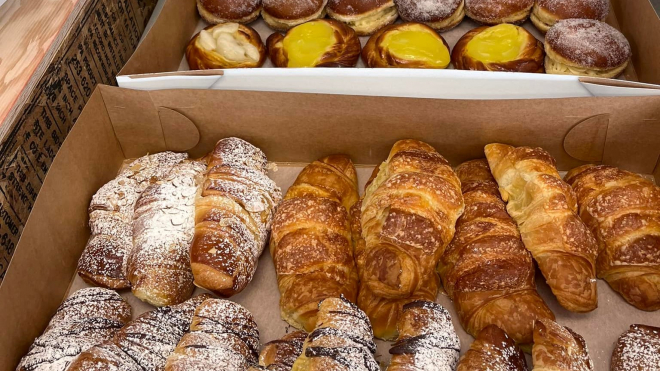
[158,107,200,152]
[563,114,609,162]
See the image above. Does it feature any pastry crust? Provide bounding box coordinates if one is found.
[395,0,465,31]
[611,324,660,371]
[267,19,361,68]
[532,319,594,371]
[197,0,262,24]
[531,0,609,33]
[327,0,398,36]
[452,25,545,73]
[362,23,451,69]
[457,325,528,371]
[262,0,328,31]
[544,19,631,78]
[465,0,533,24]
[186,23,267,70]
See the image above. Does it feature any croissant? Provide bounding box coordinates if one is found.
[457,325,528,371]
[77,152,188,289]
[387,301,461,371]
[565,165,660,311]
[291,296,379,371]
[16,288,131,371]
[190,138,282,297]
[128,160,206,307]
[165,298,261,371]
[611,324,660,371]
[438,159,554,345]
[270,155,359,331]
[532,319,593,371]
[485,144,598,313]
[258,331,307,371]
[67,294,211,371]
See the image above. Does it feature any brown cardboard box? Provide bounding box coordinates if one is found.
[1,84,659,370]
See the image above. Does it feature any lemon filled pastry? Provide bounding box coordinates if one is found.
[262,0,328,31]
[465,0,534,24]
[196,0,262,24]
[545,19,631,78]
[452,23,544,72]
[186,23,267,69]
[531,0,609,33]
[362,23,451,69]
[327,0,398,36]
[267,19,361,68]
[394,0,465,31]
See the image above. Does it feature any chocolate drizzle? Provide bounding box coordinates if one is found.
[305,346,380,371]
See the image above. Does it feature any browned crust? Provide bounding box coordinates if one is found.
[451,25,545,73]
[361,23,450,68]
[267,19,361,68]
[395,0,462,22]
[457,325,528,371]
[329,0,392,15]
[197,0,262,23]
[533,319,594,370]
[611,324,660,371]
[263,0,325,20]
[186,24,267,70]
[536,0,609,21]
[465,0,533,24]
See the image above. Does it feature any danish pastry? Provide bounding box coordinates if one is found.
[611,324,660,371]
[362,23,451,69]
[262,0,327,31]
[267,19,361,67]
[395,0,465,31]
[327,0,398,36]
[465,0,534,24]
[452,24,545,72]
[545,19,631,78]
[197,0,262,24]
[186,23,267,69]
[531,0,609,33]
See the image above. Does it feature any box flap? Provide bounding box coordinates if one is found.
[563,114,609,162]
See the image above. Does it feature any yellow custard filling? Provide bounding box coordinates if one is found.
[465,24,526,63]
[283,21,337,68]
[382,28,450,68]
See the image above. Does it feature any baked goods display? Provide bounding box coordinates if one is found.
[67,294,210,371]
[128,160,206,307]
[197,0,262,24]
[544,19,631,78]
[465,0,534,24]
[257,331,307,371]
[531,0,609,33]
[532,319,594,371]
[165,298,261,370]
[485,144,599,313]
[565,165,660,311]
[456,325,528,371]
[452,24,545,72]
[186,23,267,69]
[262,0,328,31]
[191,137,281,297]
[327,0,398,36]
[16,288,131,371]
[291,295,379,371]
[362,23,451,69]
[267,19,361,68]
[438,159,554,346]
[394,0,465,31]
[270,155,359,331]
[387,301,461,371]
[77,152,188,289]
[611,324,660,371]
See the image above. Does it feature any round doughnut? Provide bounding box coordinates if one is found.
[186,23,267,69]
[394,0,465,31]
[531,0,609,33]
[452,23,545,72]
[545,19,631,78]
[362,23,451,68]
[465,0,534,24]
[327,0,398,36]
[262,0,328,31]
[197,0,262,24]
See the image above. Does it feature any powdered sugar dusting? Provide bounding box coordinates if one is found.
[395,0,461,22]
[538,0,608,20]
[612,324,660,371]
[465,0,533,21]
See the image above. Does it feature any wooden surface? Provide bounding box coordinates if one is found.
[0,0,80,124]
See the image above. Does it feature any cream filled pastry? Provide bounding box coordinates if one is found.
[395,0,465,31]
[452,23,544,72]
[267,19,361,67]
[262,0,328,31]
[531,0,609,33]
[465,0,534,24]
[545,19,631,78]
[186,23,266,69]
[362,22,451,68]
[327,0,398,36]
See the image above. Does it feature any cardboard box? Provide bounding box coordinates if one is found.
[116,0,660,99]
[1,84,660,370]
[0,0,158,282]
